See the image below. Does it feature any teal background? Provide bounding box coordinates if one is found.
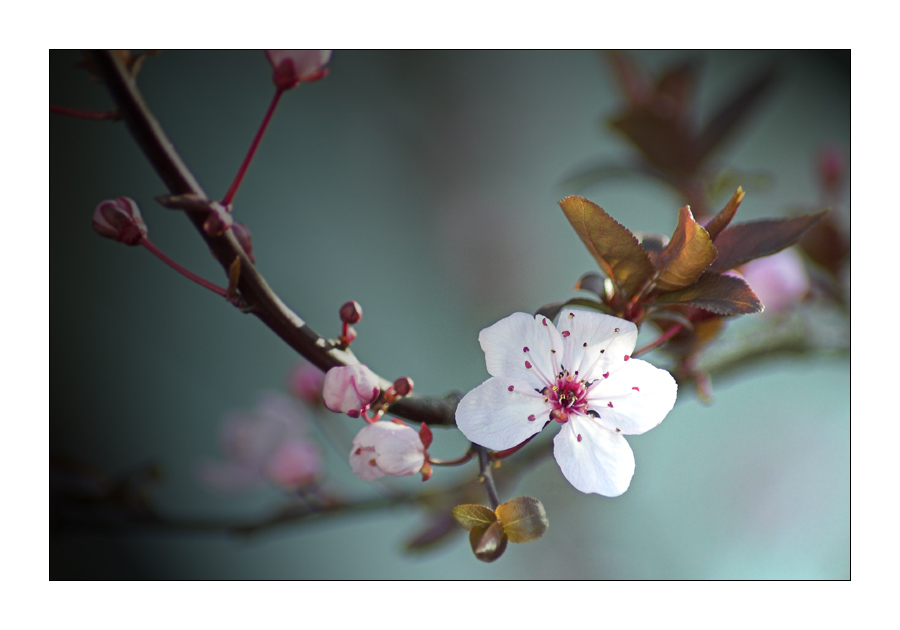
[50,50,849,579]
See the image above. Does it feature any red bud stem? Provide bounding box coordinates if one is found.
[141,238,228,298]
[631,323,683,358]
[220,87,284,207]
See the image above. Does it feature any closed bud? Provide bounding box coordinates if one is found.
[266,50,332,91]
[393,376,414,397]
[92,197,147,246]
[339,300,363,324]
[322,364,380,417]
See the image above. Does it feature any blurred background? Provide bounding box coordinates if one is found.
[50,50,849,579]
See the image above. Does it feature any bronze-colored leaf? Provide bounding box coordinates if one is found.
[653,273,763,315]
[558,196,655,299]
[704,187,745,242]
[654,205,718,291]
[451,504,497,532]
[496,496,549,543]
[469,520,508,563]
[708,211,827,273]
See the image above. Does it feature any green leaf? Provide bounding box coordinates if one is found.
[558,196,655,299]
[469,520,508,563]
[654,205,718,291]
[451,504,497,532]
[653,273,763,315]
[708,211,827,273]
[496,496,549,543]
[704,186,745,242]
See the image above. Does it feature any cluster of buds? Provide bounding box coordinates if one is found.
[338,300,362,348]
[321,360,426,481]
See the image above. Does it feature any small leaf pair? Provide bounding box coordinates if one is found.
[451,496,549,563]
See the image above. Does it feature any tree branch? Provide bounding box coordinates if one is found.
[89,50,457,427]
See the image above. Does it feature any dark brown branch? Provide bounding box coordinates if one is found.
[88,50,457,427]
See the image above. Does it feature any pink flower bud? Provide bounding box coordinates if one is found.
[393,376,414,397]
[349,421,426,481]
[92,197,148,246]
[339,300,363,324]
[322,364,380,416]
[266,50,332,91]
[264,439,322,488]
[287,362,325,407]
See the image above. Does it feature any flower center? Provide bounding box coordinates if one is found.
[545,370,590,423]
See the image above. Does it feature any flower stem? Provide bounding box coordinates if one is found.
[490,433,539,461]
[428,449,475,467]
[474,445,501,509]
[50,104,121,121]
[632,323,683,358]
[220,88,284,207]
[141,238,228,298]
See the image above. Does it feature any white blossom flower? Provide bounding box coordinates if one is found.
[456,309,677,497]
[349,421,426,481]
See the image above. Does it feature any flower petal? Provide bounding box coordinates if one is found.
[586,358,677,435]
[478,312,563,385]
[456,377,548,450]
[349,445,385,481]
[352,422,424,477]
[553,416,635,496]
[563,308,638,378]
[375,424,425,476]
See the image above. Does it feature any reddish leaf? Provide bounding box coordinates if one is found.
[558,196,655,299]
[605,51,651,106]
[696,66,777,163]
[653,273,763,315]
[653,60,699,121]
[609,110,699,178]
[704,186,745,242]
[654,206,718,291]
[469,520,508,563]
[708,211,827,273]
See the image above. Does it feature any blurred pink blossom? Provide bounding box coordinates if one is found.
[322,364,380,418]
[349,421,426,481]
[199,392,321,492]
[266,50,332,90]
[741,248,809,314]
[287,361,325,407]
[92,197,147,246]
